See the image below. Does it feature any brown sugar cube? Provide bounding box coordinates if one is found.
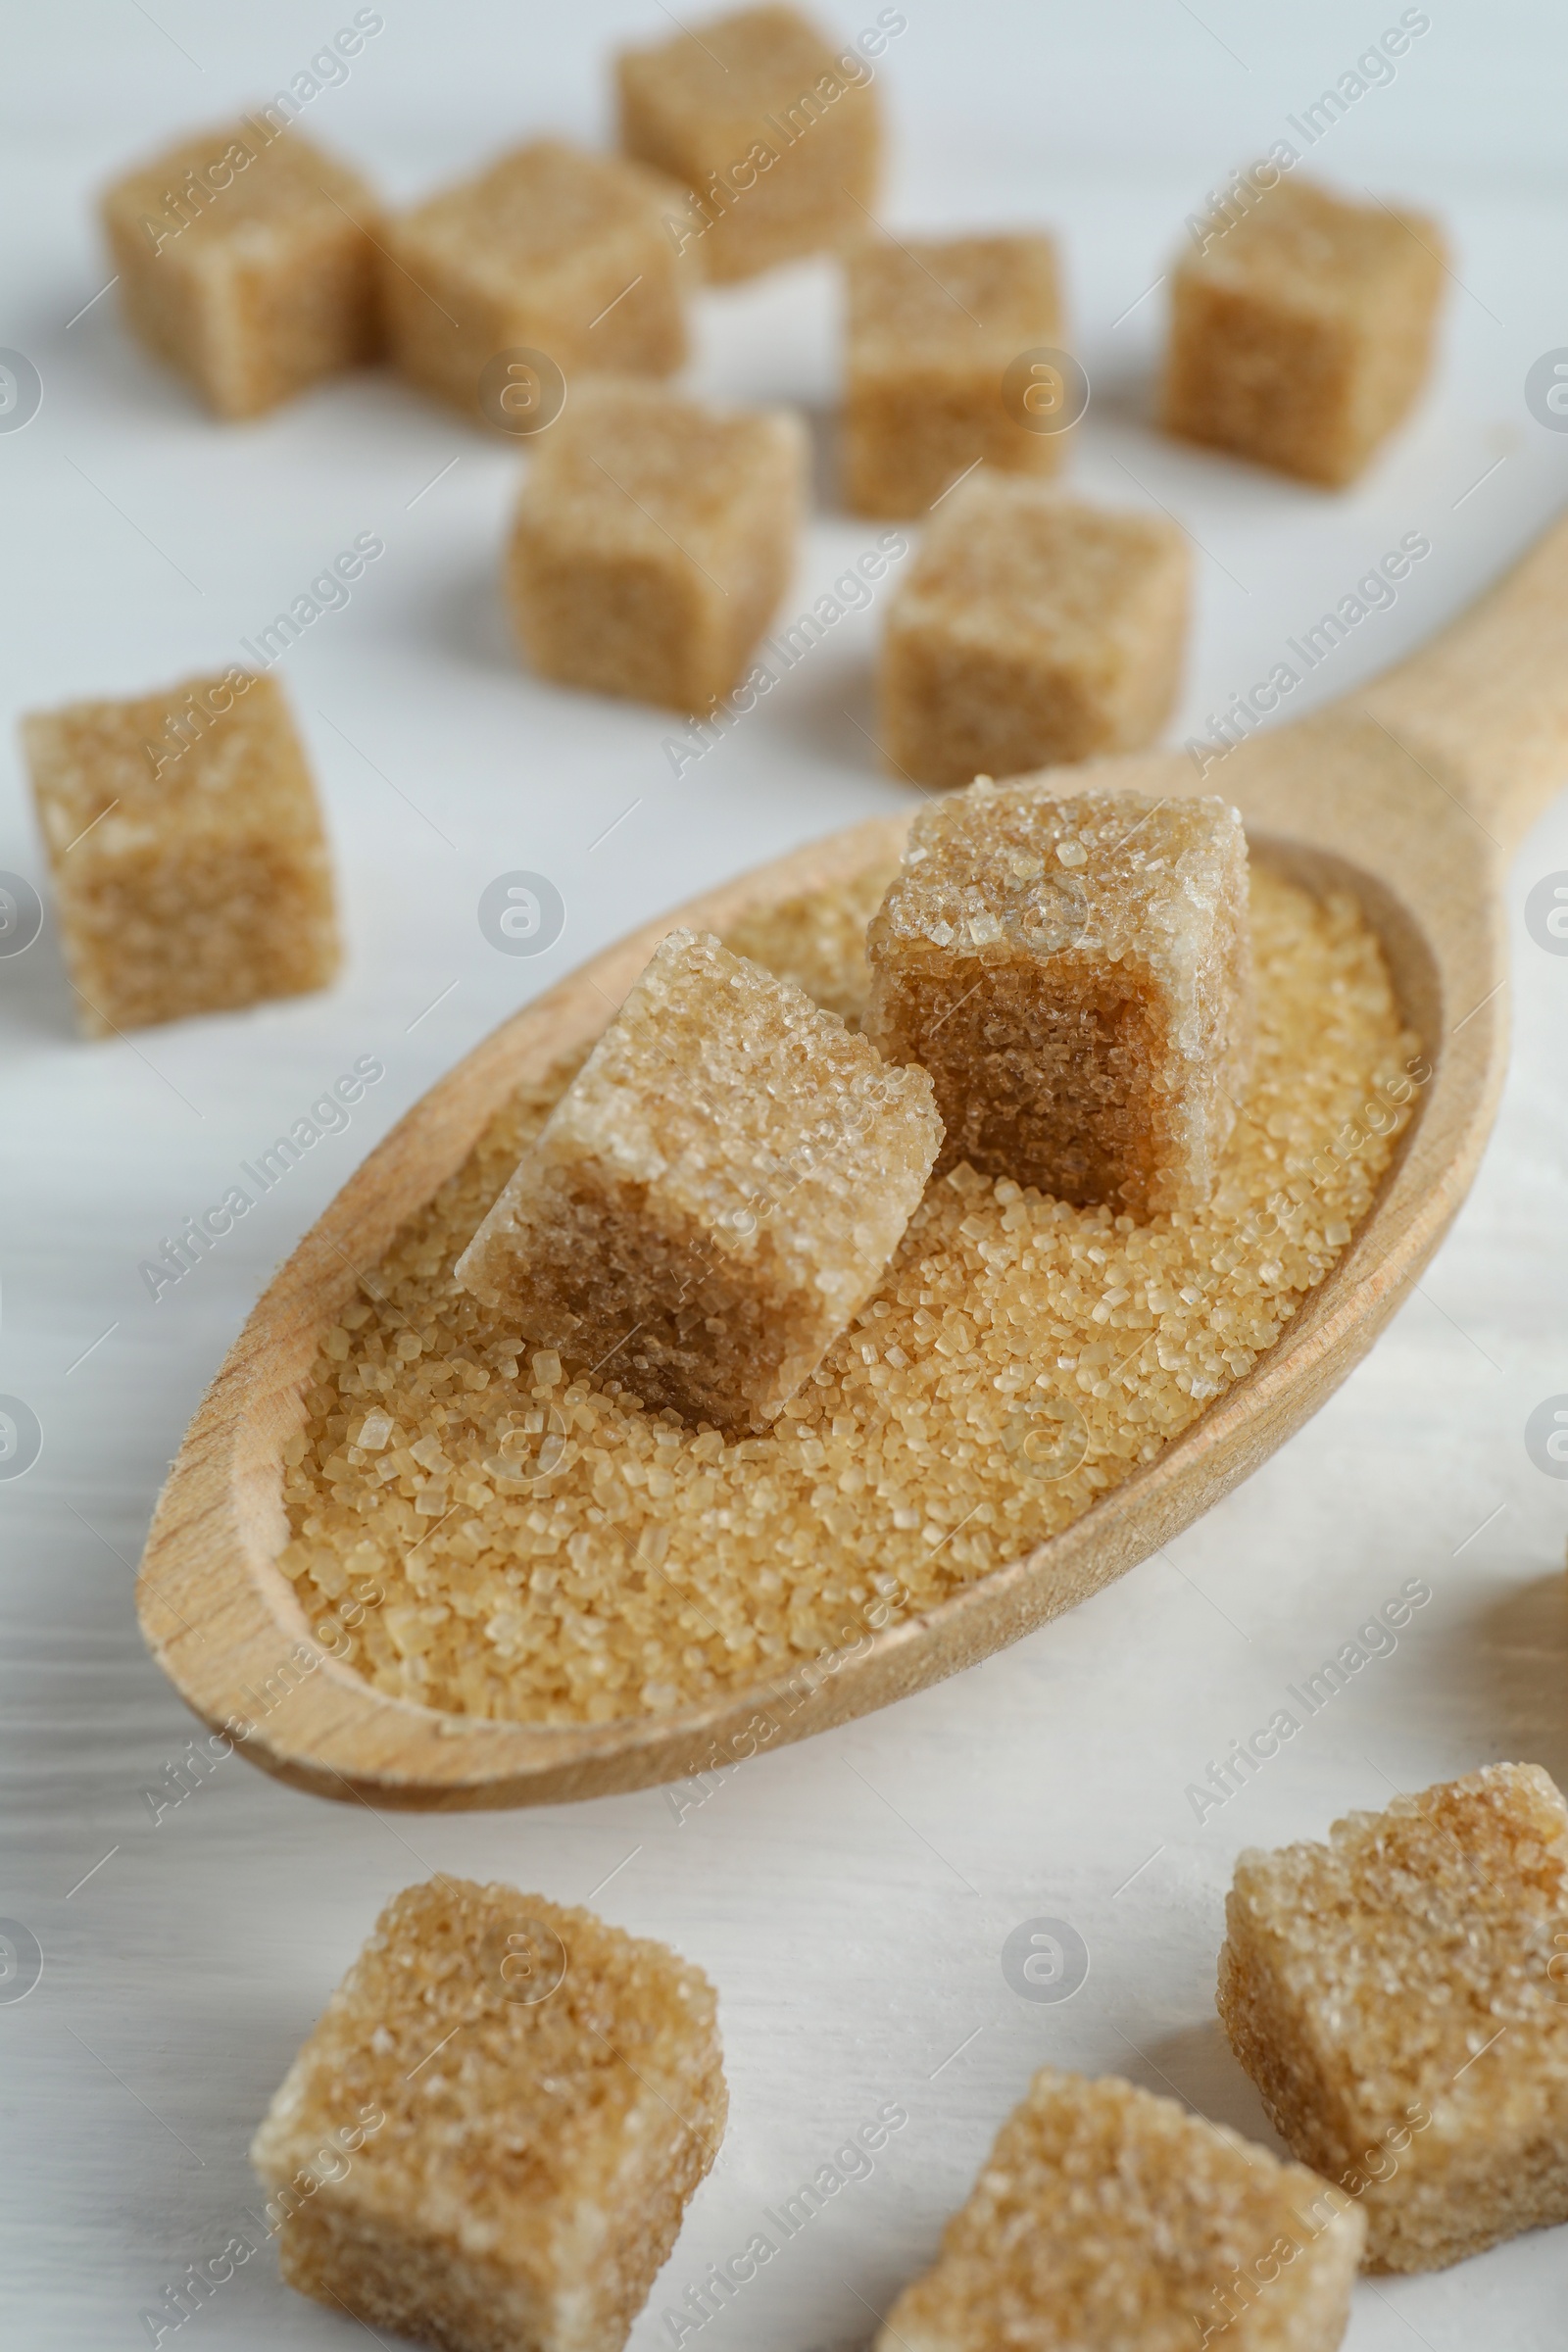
[1161,174,1447,487]
[456,928,941,1431]
[866,781,1250,1215]
[879,478,1191,790]
[507,380,807,712]
[101,122,383,420]
[615,4,881,283]
[383,140,692,424]
[251,1878,725,2352]
[876,2066,1362,2352]
[1218,1761,1568,2273]
[23,669,338,1037]
[844,233,1068,516]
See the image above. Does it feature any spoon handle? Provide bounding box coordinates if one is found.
[1355,511,1568,858]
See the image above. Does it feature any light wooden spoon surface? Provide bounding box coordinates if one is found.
[138,514,1568,1809]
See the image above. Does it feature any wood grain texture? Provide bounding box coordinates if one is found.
[136,515,1568,1810]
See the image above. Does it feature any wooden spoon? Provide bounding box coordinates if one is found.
[137,515,1568,1808]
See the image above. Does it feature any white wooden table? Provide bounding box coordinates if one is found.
[4,4,1568,2344]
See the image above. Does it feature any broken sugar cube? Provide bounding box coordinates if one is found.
[23,669,338,1037]
[383,138,692,424]
[1218,1761,1568,2273]
[251,1878,725,2352]
[865,781,1251,1215]
[844,232,1068,517]
[101,122,384,420]
[506,380,807,712]
[875,2066,1362,2352]
[878,477,1191,790]
[1161,174,1447,487]
[455,929,942,1431]
[615,4,881,283]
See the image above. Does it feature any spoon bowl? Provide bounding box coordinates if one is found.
[137,515,1568,1806]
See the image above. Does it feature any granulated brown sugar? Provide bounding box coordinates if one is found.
[279,860,1421,1727]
